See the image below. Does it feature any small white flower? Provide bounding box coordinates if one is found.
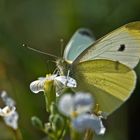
[30,74,77,94]
[58,93,93,117]
[0,91,19,130]
[58,92,106,135]
[72,114,105,135]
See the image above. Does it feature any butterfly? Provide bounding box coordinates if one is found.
[56,21,140,116]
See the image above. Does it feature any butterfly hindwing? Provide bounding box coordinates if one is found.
[73,59,136,115]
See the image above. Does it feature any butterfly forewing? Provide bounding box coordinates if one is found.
[64,28,95,62]
[74,21,140,68]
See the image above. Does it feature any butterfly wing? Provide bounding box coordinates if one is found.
[64,28,95,62]
[74,21,140,68]
[72,59,136,115]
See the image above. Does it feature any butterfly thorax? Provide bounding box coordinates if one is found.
[56,58,71,75]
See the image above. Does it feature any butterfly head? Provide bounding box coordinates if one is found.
[56,58,71,75]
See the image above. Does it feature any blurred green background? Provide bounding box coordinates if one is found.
[0,0,140,139]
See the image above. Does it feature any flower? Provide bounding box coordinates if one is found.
[58,92,93,116]
[58,92,105,135]
[0,91,19,130]
[72,114,105,135]
[30,74,77,94]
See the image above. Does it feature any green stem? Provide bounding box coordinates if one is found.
[84,129,94,140]
[8,127,23,140]
[70,127,83,140]
[55,117,69,140]
[44,80,56,113]
[57,125,66,140]
[13,129,23,140]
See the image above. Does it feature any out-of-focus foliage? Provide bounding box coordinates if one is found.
[0,0,140,139]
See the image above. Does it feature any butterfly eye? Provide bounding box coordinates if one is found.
[118,44,125,51]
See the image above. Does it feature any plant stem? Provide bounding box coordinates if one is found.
[13,129,23,140]
[70,127,84,140]
[84,129,94,140]
[8,127,23,140]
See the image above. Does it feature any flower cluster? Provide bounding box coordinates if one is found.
[58,93,105,135]
[30,73,106,140]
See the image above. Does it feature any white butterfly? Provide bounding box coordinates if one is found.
[57,22,140,115]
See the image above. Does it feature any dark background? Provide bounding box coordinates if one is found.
[0,0,140,139]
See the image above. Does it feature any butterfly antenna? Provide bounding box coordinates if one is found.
[22,44,58,59]
[60,39,64,57]
[46,59,56,64]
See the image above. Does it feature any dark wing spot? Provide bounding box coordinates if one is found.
[79,29,92,37]
[118,44,125,51]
